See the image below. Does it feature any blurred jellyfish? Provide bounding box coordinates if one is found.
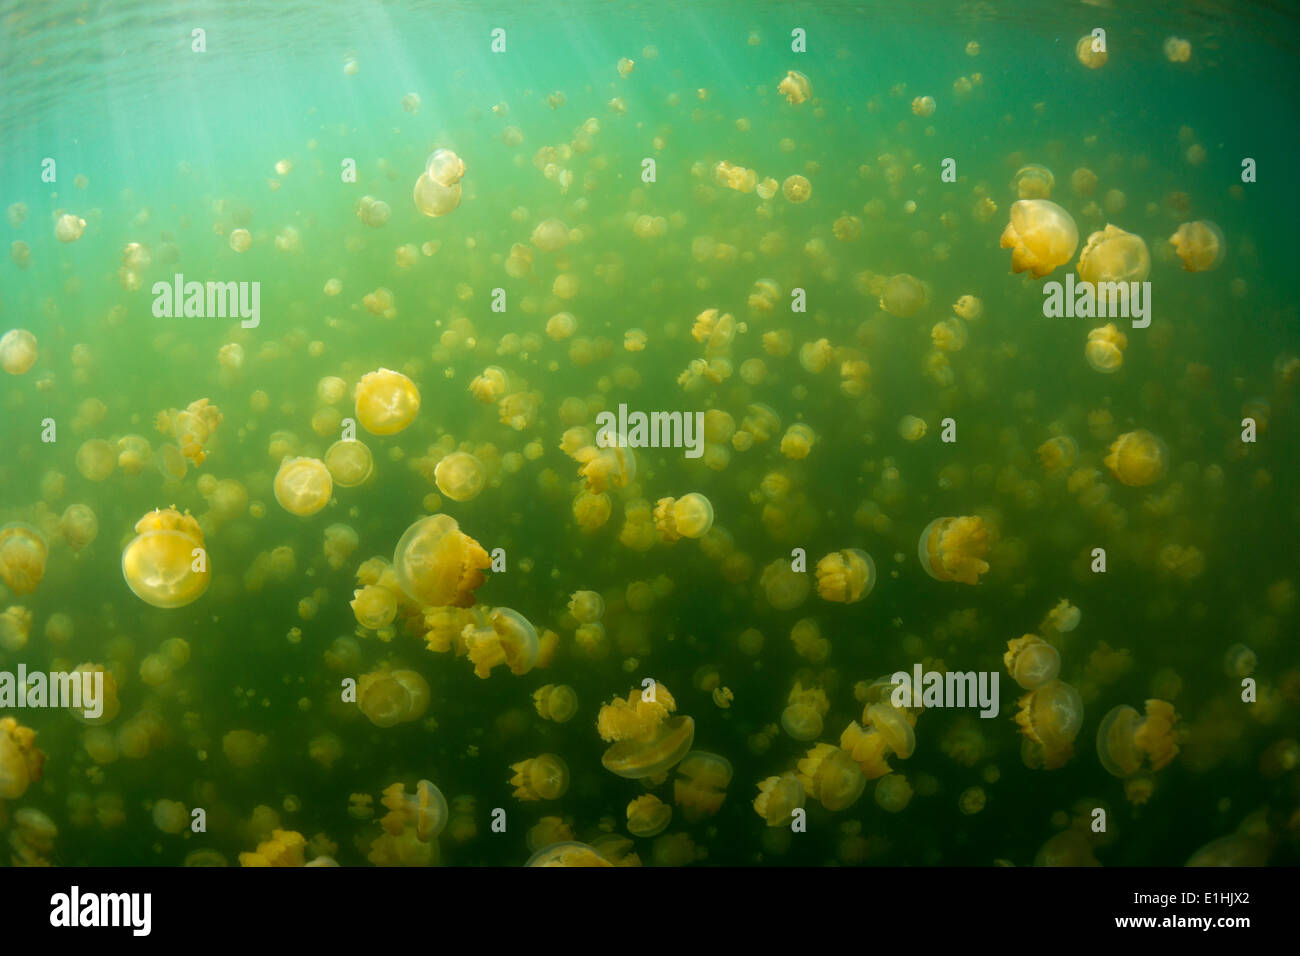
[815,549,876,603]
[1001,200,1078,278]
[1169,221,1224,272]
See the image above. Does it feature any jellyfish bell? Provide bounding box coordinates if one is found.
[1004,634,1061,690]
[355,368,420,435]
[324,439,374,487]
[601,715,695,779]
[917,515,990,585]
[1085,324,1127,374]
[1012,164,1055,200]
[672,493,714,538]
[815,548,876,603]
[0,329,38,375]
[413,170,462,218]
[426,148,466,187]
[1095,704,1142,777]
[0,523,49,595]
[465,606,540,677]
[121,509,210,608]
[627,795,672,838]
[1000,199,1079,278]
[274,457,333,517]
[1077,224,1151,285]
[798,744,866,811]
[879,273,927,317]
[526,841,614,867]
[1104,430,1168,486]
[434,452,486,502]
[753,773,806,827]
[1169,221,1225,272]
[392,513,492,608]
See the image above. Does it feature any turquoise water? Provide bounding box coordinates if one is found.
[0,0,1297,867]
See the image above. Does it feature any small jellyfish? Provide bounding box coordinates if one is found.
[357,668,430,728]
[526,842,613,867]
[874,774,914,812]
[434,452,486,502]
[0,329,38,375]
[1004,634,1061,690]
[815,549,876,603]
[671,493,714,539]
[917,515,990,585]
[777,70,811,105]
[1085,323,1127,374]
[54,212,86,242]
[0,717,45,799]
[351,585,398,630]
[627,795,671,837]
[753,773,805,826]
[1000,199,1079,278]
[1015,679,1084,770]
[796,744,866,811]
[673,751,733,821]
[760,559,811,610]
[1076,33,1107,69]
[879,273,927,317]
[533,684,578,723]
[426,148,466,187]
[782,175,812,203]
[1013,164,1055,199]
[509,753,570,801]
[0,523,48,595]
[355,368,420,435]
[1169,221,1225,272]
[1037,435,1079,475]
[899,415,928,441]
[121,509,209,608]
[413,170,461,218]
[568,590,605,624]
[274,457,333,516]
[1104,430,1167,486]
[324,439,374,487]
[1096,700,1180,778]
[780,423,816,460]
[1163,36,1192,62]
[600,709,695,780]
[1077,224,1151,285]
[392,513,492,608]
[463,606,539,678]
[911,95,936,117]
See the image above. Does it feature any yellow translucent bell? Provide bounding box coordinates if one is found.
[121,509,210,608]
[274,457,333,516]
[355,368,421,435]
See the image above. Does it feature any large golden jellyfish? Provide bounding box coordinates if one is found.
[1085,323,1127,373]
[1169,221,1225,272]
[652,493,715,541]
[0,329,38,375]
[509,753,570,801]
[392,514,492,608]
[434,452,486,502]
[815,549,876,603]
[1077,224,1151,284]
[0,523,48,595]
[673,751,733,821]
[1015,679,1084,769]
[1096,700,1180,778]
[413,148,465,218]
[121,508,210,608]
[841,702,917,779]
[324,439,373,487]
[0,716,45,799]
[917,515,990,585]
[753,772,805,826]
[1103,430,1168,486]
[1004,634,1061,690]
[597,681,695,779]
[1000,199,1078,278]
[527,842,614,867]
[796,744,866,811]
[355,368,421,435]
[357,667,430,728]
[462,606,539,678]
[273,457,333,516]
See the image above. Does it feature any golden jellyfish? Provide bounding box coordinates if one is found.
[815,549,876,603]
[778,70,811,105]
[0,329,37,374]
[223,729,269,769]
[1004,634,1061,690]
[1169,221,1225,272]
[1037,435,1078,476]
[239,829,307,867]
[1163,36,1192,62]
[0,717,45,799]
[1013,164,1055,200]
[796,744,866,811]
[357,667,430,728]
[55,212,86,242]
[510,753,570,801]
[1000,199,1078,278]
[670,493,715,539]
[917,515,990,585]
[568,590,604,624]
[1103,430,1167,486]
[1077,224,1151,285]
[875,774,914,813]
[1096,700,1180,778]
[355,368,420,435]
[527,842,613,867]
[757,559,809,611]
[674,751,733,821]
[780,423,815,460]
[911,95,936,117]
[1085,323,1127,374]
[323,524,359,570]
[782,683,828,741]
[753,773,805,826]
[598,683,695,779]
[427,147,466,187]
[462,606,540,678]
[228,227,252,252]
[879,273,927,317]
[782,174,812,203]
[1015,679,1084,770]
[274,457,333,516]
[898,415,928,442]
[0,523,46,596]
[324,439,373,487]
[351,585,397,629]
[533,684,578,723]
[121,508,209,608]
[627,794,671,838]
[434,452,486,502]
[1076,33,1107,69]
[387,780,448,842]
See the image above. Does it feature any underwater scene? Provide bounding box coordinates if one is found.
[0,0,1298,870]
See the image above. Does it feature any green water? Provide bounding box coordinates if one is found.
[1,0,1297,867]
